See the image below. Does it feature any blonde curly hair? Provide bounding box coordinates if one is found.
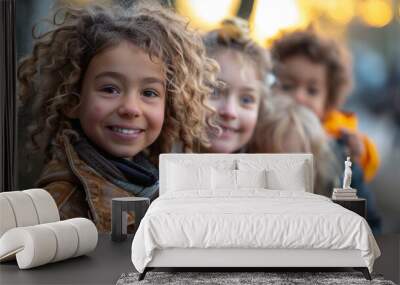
[18,1,218,163]
[248,95,341,196]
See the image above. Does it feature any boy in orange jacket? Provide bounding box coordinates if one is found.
[271,29,381,232]
[271,29,379,182]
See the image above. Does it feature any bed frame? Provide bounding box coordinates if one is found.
[139,248,371,280]
[138,154,372,281]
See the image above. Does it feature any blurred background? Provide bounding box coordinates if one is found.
[16,0,400,233]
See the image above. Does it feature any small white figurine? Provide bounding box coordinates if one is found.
[342,157,352,190]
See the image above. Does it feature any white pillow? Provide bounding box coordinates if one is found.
[211,169,268,190]
[212,168,237,190]
[167,163,212,191]
[236,169,267,189]
[266,168,306,191]
[237,159,308,192]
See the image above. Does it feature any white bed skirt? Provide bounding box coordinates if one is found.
[148,248,366,268]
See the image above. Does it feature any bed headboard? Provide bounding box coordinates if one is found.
[159,153,314,195]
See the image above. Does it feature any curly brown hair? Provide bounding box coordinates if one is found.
[18,1,218,163]
[271,29,352,110]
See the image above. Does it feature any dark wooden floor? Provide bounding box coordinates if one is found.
[374,234,400,284]
[0,234,398,284]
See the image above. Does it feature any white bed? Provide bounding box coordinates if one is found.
[131,154,380,280]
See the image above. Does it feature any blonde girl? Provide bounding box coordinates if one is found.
[248,95,341,196]
[202,18,271,153]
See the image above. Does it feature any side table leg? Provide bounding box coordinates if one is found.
[128,200,150,235]
[111,200,127,241]
[112,197,150,240]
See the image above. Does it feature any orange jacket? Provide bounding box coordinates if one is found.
[323,110,380,182]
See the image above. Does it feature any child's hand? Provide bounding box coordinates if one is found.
[340,128,364,161]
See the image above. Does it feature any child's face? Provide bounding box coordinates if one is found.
[275,55,328,120]
[73,41,166,158]
[207,50,261,153]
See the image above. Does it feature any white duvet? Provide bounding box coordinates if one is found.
[131,190,380,273]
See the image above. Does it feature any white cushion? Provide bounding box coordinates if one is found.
[167,163,212,191]
[212,169,237,190]
[0,225,58,269]
[211,169,268,191]
[236,169,267,189]
[266,168,306,192]
[0,189,60,238]
[24,189,60,224]
[42,222,79,262]
[0,218,98,269]
[0,196,16,237]
[66,218,98,257]
[0,191,39,228]
[238,159,308,192]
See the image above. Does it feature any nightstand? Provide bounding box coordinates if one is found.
[111,197,150,242]
[332,198,366,218]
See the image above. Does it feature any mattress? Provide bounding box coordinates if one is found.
[131,189,380,273]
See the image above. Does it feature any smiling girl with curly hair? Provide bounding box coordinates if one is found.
[18,1,218,232]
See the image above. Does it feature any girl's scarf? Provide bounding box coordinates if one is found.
[73,134,159,200]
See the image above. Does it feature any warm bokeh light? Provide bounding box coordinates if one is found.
[250,0,308,45]
[175,0,240,30]
[174,0,397,44]
[317,0,356,25]
[358,0,393,28]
